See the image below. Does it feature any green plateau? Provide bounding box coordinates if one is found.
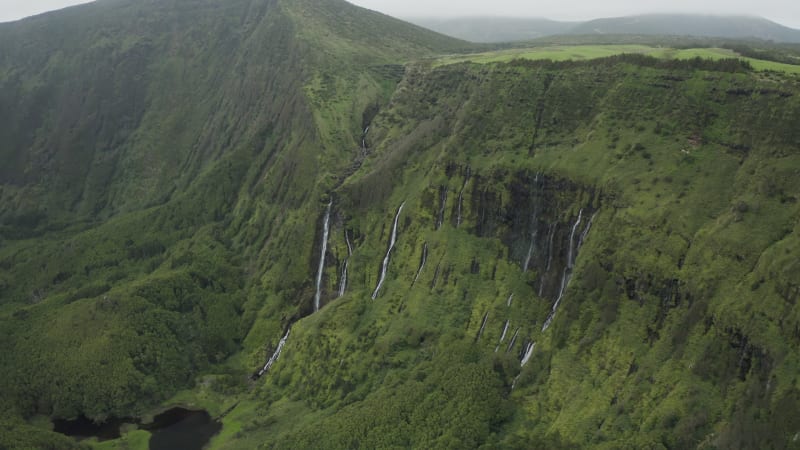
[1,0,799,449]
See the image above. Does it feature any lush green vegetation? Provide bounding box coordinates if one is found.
[1,0,800,449]
[435,44,800,74]
[208,54,800,449]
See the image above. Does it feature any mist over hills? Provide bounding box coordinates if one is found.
[1,0,800,449]
[408,13,800,43]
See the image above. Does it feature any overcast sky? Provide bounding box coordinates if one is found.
[351,0,800,27]
[1,0,799,28]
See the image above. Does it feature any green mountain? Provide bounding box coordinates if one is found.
[571,14,800,43]
[2,1,800,449]
[409,14,800,44]
[406,17,575,43]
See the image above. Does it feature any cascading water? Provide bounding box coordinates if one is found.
[437,187,447,230]
[541,268,570,333]
[522,233,535,272]
[578,212,597,248]
[257,327,290,377]
[520,341,535,367]
[567,209,582,269]
[430,262,441,289]
[495,320,510,352]
[511,342,536,391]
[506,328,520,353]
[511,341,536,390]
[372,202,405,299]
[361,126,370,150]
[476,312,489,340]
[456,167,470,228]
[412,242,428,286]
[506,293,514,307]
[314,201,332,312]
[456,191,464,227]
[540,223,557,296]
[338,230,353,298]
[545,223,557,272]
[542,209,585,332]
[338,261,348,298]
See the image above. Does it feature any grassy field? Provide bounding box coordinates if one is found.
[436,44,800,74]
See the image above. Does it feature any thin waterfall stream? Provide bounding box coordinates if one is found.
[338,230,352,298]
[372,202,405,299]
[257,327,290,377]
[476,312,489,340]
[495,320,510,352]
[313,201,332,312]
[542,209,585,332]
[412,242,428,286]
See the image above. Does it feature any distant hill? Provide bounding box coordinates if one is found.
[571,14,800,43]
[406,17,574,43]
[408,14,800,43]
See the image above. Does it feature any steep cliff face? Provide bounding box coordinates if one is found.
[233,59,800,448]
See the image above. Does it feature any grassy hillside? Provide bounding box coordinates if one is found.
[1,1,800,449]
[434,44,800,74]
[0,0,467,446]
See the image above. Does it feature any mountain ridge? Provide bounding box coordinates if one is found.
[407,13,800,43]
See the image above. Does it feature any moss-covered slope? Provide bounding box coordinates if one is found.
[220,58,800,449]
[0,0,467,444]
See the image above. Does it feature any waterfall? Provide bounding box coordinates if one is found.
[512,341,536,389]
[544,223,557,272]
[456,190,464,228]
[523,204,539,273]
[456,167,470,228]
[542,209,584,332]
[506,293,514,307]
[412,242,428,286]
[372,202,405,299]
[345,229,353,255]
[494,320,510,352]
[257,327,290,377]
[314,201,332,312]
[567,209,583,269]
[520,341,535,367]
[542,262,570,332]
[540,224,557,296]
[436,187,447,230]
[430,262,441,289]
[338,230,353,298]
[338,261,348,298]
[579,212,597,248]
[476,312,489,341]
[361,126,370,150]
[522,234,535,272]
[506,328,520,353]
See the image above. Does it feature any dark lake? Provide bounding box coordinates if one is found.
[53,415,135,441]
[144,407,222,450]
[53,407,222,449]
